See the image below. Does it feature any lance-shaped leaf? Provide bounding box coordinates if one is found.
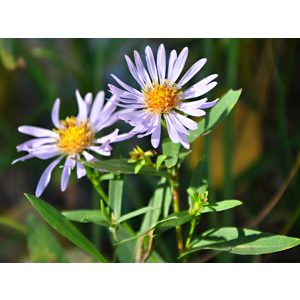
[140,178,167,232]
[109,175,123,221]
[188,89,242,142]
[62,210,110,227]
[116,207,158,224]
[25,194,107,263]
[85,158,170,178]
[182,227,300,257]
[27,214,68,263]
[162,138,181,168]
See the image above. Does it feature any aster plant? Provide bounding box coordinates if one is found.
[16,44,300,263]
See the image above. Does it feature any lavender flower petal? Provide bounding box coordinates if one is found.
[173,112,198,130]
[169,47,188,83]
[61,156,74,192]
[164,114,180,143]
[85,93,93,114]
[157,44,166,84]
[95,129,119,144]
[134,50,152,85]
[168,113,190,134]
[35,156,63,197]
[75,90,88,123]
[182,74,218,99]
[89,91,105,126]
[18,126,59,139]
[167,50,177,82]
[145,46,158,83]
[51,98,61,128]
[151,117,161,148]
[16,137,56,152]
[12,153,35,164]
[177,106,206,117]
[111,74,143,96]
[125,55,146,89]
[177,58,207,87]
[76,160,86,179]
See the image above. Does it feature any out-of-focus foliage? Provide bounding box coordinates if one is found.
[0,39,299,262]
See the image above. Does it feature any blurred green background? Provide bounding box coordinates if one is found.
[0,39,299,262]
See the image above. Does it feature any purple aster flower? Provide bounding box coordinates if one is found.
[13,90,130,197]
[109,44,219,149]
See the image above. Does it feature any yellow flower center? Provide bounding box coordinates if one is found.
[143,80,181,114]
[54,116,94,155]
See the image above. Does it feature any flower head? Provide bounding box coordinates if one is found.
[13,90,129,197]
[109,44,219,149]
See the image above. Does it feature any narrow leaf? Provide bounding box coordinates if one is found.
[25,194,107,263]
[62,210,110,227]
[85,158,169,178]
[183,227,300,256]
[202,200,242,213]
[109,175,123,221]
[188,89,242,142]
[163,184,172,218]
[116,207,158,224]
[140,178,166,232]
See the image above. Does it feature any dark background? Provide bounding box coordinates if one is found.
[0,39,299,262]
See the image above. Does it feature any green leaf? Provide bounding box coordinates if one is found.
[134,161,145,174]
[109,175,123,221]
[156,154,167,171]
[162,139,180,168]
[188,89,242,142]
[202,200,242,213]
[25,194,107,263]
[27,214,68,263]
[114,223,137,262]
[182,227,300,256]
[62,210,110,227]
[85,158,170,178]
[140,178,166,232]
[163,184,172,218]
[116,207,158,224]
[155,211,193,234]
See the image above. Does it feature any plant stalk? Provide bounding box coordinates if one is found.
[185,218,196,250]
[172,172,184,255]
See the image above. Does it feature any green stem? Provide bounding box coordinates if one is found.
[85,167,109,204]
[172,171,184,255]
[185,218,196,250]
[91,189,101,249]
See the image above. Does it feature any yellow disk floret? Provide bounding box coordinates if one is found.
[143,80,181,114]
[54,116,93,155]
